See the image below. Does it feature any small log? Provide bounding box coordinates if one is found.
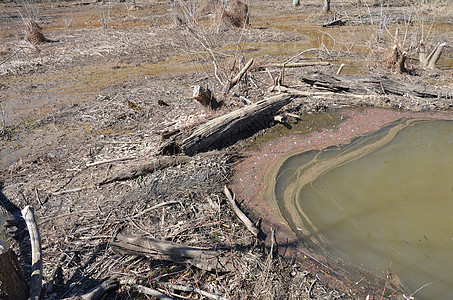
[222,58,254,95]
[301,71,452,99]
[99,155,192,185]
[0,240,29,300]
[193,85,222,110]
[223,186,259,237]
[111,234,235,272]
[21,206,42,300]
[180,94,293,155]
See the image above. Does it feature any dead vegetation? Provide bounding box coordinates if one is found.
[0,0,452,299]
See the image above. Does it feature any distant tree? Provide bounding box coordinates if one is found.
[323,0,330,12]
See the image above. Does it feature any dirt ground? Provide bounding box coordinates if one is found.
[0,0,452,299]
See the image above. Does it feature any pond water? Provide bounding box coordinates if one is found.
[275,119,453,299]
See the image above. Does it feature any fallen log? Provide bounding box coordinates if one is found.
[110,234,235,272]
[99,156,192,185]
[178,94,294,155]
[0,240,29,300]
[301,71,453,99]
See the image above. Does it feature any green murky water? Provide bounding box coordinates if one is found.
[275,119,453,299]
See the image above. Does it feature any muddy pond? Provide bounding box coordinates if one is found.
[272,118,453,299]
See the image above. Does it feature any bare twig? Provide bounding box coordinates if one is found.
[51,187,82,196]
[86,156,137,167]
[132,201,180,219]
[223,185,259,237]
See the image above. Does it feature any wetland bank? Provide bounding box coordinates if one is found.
[1,0,453,298]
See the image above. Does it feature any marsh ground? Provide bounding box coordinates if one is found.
[0,0,452,298]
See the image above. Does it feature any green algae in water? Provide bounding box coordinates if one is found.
[275,119,453,299]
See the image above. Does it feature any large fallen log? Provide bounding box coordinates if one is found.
[301,71,453,99]
[172,94,294,155]
[110,234,235,272]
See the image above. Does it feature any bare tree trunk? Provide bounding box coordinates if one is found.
[323,0,331,13]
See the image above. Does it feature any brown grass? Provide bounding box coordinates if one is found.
[25,18,47,45]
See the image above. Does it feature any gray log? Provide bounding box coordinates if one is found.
[181,94,294,155]
[301,71,452,99]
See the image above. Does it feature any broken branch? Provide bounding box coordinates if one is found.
[223,185,259,237]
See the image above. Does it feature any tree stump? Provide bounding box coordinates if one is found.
[0,240,29,300]
[193,85,222,110]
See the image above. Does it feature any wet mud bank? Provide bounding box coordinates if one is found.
[231,108,453,297]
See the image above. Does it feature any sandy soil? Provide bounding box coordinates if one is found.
[0,0,452,298]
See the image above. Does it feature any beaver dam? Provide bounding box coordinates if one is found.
[272,119,453,299]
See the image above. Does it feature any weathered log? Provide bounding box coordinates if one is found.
[193,85,222,110]
[0,240,29,300]
[301,71,453,99]
[110,234,235,272]
[21,206,42,300]
[98,155,192,185]
[180,94,294,155]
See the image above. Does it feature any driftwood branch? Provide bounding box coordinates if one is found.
[134,285,173,299]
[222,58,254,95]
[223,185,259,237]
[21,205,42,300]
[301,71,453,99]
[162,283,228,300]
[99,156,192,185]
[179,94,293,155]
[110,234,235,272]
